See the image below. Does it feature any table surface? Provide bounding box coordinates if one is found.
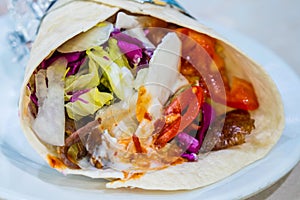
[1,0,299,199]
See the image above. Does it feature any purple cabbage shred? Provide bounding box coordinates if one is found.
[40,51,86,77]
[30,93,38,106]
[111,29,153,69]
[117,40,143,66]
[178,103,216,161]
[177,132,199,153]
[195,102,216,151]
[69,89,90,103]
[181,153,198,162]
[111,30,144,47]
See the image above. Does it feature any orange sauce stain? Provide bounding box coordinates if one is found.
[171,157,185,166]
[130,172,145,180]
[47,154,66,169]
[121,171,145,182]
[118,138,132,148]
[136,86,152,122]
[122,171,129,179]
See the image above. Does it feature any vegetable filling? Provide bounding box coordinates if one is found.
[27,12,259,172]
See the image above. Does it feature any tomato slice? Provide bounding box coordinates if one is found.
[176,28,259,111]
[227,77,259,110]
[176,28,216,58]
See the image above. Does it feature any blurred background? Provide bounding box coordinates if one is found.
[179,0,300,77]
[0,0,299,199]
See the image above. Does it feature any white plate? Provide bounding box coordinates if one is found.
[1,12,300,200]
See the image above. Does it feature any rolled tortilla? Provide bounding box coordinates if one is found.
[19,0,284,190]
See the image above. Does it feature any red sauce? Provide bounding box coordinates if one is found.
[144,112,152,121]
[132,134,147,153]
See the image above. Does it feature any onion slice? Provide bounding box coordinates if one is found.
[32,58,67,146]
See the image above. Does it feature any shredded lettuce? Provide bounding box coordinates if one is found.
[65,58,100,93]
[65,87,113,121]
[64,55,114,120]
[106,38,131,69]
[87,46,134,100]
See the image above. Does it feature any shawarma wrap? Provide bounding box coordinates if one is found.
[19,0,284,190]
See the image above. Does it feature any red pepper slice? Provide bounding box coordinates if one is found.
[154,117,181,148]
[178,86,204,132]
[154,86,204,148]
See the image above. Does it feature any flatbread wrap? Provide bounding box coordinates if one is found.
[19,0,284,190]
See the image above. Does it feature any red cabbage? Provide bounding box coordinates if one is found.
[181,152,198,162]
[30,93,38,106]
[136,49,154,72]
[177,132,199,153]
[111,30,152,68]
[196,102,216,151]
[40,51,86,76]
[69,89,90,103]
[117,40,143,66]
[27,83,38,106]
[111,30,144,47]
